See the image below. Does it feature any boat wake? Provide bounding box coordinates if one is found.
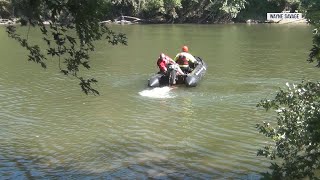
[139,87,174,99]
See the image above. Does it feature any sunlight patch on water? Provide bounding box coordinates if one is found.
[139,87,175,99]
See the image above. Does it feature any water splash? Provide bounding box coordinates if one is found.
[139,87,174,99]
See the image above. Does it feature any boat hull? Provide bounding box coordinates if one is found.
[185,57,207,87]
[148,56,207,87]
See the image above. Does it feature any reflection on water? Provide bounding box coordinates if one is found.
[0,24,316,179]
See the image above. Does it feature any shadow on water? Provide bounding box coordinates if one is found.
[0,148,263,180]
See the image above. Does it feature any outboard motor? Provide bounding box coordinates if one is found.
[186,76,199,87]
[148,74,162,87]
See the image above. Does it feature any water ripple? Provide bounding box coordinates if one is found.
[0,24,314,179]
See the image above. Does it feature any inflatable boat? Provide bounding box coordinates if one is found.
[148,56,207,87]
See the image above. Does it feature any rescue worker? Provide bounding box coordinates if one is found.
[157,53,185,75]
[174,45,198,73]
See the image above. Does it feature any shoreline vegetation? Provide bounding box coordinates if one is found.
[0,0,310,26]
[97,15,309,25]
[0,16,309,26]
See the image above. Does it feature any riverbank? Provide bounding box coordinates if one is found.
[100,15,309,25]
[264,18,308,25]
[0,16,309,26]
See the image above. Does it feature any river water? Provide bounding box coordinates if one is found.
[0,24,317,179]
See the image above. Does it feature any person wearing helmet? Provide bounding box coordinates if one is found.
[182,46,188,52]
[174,45,198,73]
[157,53,185,75]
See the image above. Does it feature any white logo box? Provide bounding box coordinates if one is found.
[267,13,302,20]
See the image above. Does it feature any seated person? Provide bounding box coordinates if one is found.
[175,55,193,73]
[157,53,185,75]
[174,45,198,71]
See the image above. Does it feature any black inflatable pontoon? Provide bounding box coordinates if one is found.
[148,56,207,87]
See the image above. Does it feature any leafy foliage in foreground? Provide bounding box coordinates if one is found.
[302,0,320,67]
[257,1,320,179]
[257,82,320,179]
[6,0,127,95]
[0,0,10,17]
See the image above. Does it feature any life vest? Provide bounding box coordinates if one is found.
[157,58,168,65]
[176,55,189,68]
[156,58,164,72]
[157,58,162,66]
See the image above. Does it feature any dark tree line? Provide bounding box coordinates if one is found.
[0,0,304,24]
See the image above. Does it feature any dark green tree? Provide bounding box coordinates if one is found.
[303,0,320,67]
[0,0,10,18]
[101,0,249,23]
[6,0,127,95]
[236,0,286,22]
[257,81,320,179]
[256,1,320,179]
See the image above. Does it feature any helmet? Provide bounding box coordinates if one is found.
[160,53,165,59]
[182,46,188,52]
